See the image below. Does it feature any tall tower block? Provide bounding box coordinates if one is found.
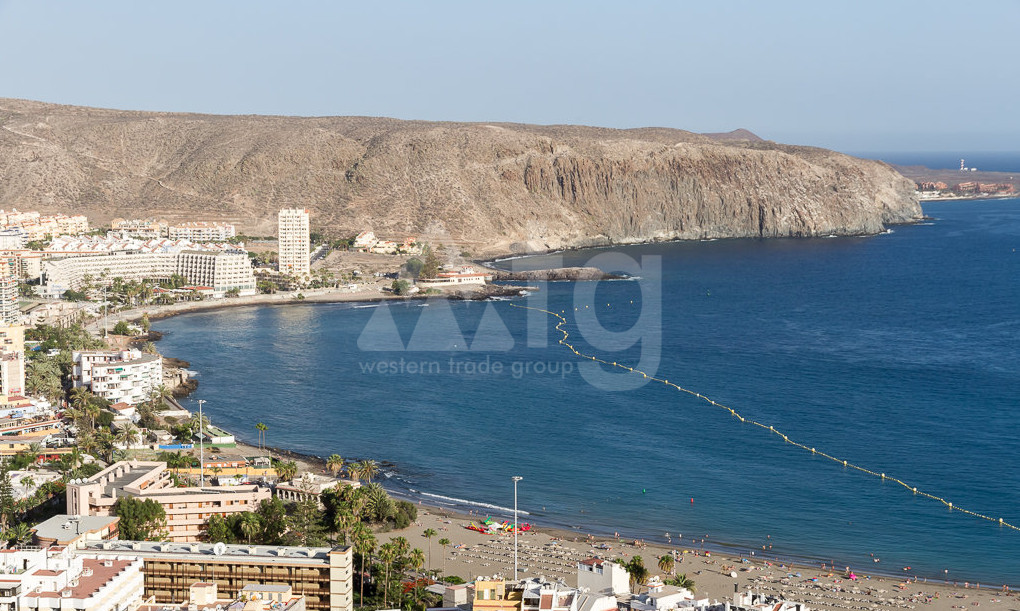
[278,208,311,277]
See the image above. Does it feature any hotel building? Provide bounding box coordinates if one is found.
[277,209,310,277]
[78,540,353,611]
[43,247,256,299]
[66,461,272,543]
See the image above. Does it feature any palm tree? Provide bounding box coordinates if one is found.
[84,403,101,432]
[624,556,649,593]
[326,454,344,478]
[70,386,92,411]
[409,547,425,575]
[438,538,451,581]
[255,422,268,454]
[357,459,379,483]
[658,554,675,576]
[239,512,261,544]
[95,428,115,463]
[422,528,437,574]
[352,523,376,608]
[273,460,298,482]
[346,462,361,482]
[5,522,31,546]
[379,542,397,608]
[673,573,696,592]
[117,424,140,449]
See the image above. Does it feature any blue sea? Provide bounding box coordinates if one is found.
[155,197,1020,587]
[852,151,1020,173]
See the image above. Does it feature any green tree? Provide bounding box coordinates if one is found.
[326,454,344,478]
[239,511,261,544]
[255,422,268,453]
[391,279,411,296]
[420,246,440,279]
[0,470,15,529]
[422,528,437,573]
[353,523,376,607]
[409,547,425,574]
[438,537,451,580]
[273,459,298,482]
[206,514,235,543]
[3,522,31,546]
[658,554,675,576]
[404,258,424,278]
[114,497,167,540]
[378,542,397,608]
[112,321,132,336]
[623,556,649,593]
[256,497,289,544]
[357,459,379,483]
[666,573,696,592]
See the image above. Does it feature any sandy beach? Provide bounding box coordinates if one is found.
[377,509,1017,611]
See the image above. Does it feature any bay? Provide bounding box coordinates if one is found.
[155,197,1020,586]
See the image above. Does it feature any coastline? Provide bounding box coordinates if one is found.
[374,505,1018,611]
[137,227,1018,593]
[224,435,1020,600]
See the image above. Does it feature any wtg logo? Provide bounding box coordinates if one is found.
[355,252,661,391]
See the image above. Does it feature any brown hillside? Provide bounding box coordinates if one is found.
[0,98,920,256]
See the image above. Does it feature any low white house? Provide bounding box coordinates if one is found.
[577,558,630,596]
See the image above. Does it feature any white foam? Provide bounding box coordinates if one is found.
[419,491,531,515]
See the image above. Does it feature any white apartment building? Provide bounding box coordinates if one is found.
[0,324,26,405]
[42,251,177,297]
[72,349,163,405]
[0,228,26,250]
[278,208,310,277]
[42,248,256,298]
[0,546,144,611]
[0,260,18,325]
[175,250,257,296]
[168,221,237,241]
[110,218,168,238]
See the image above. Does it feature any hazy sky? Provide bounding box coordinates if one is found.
[1,0,1017,153]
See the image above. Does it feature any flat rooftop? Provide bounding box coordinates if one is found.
[32,514,119,542]
[79,540,350,566]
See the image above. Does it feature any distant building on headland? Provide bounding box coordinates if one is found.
[417,266,493,288]
[351,230,422,255]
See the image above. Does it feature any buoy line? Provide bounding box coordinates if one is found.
[509,302,1019,532]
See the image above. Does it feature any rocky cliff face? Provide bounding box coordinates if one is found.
[0,98,919,256]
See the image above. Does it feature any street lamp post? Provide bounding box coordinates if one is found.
[197,399,205,486]
[512,475,523,581]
